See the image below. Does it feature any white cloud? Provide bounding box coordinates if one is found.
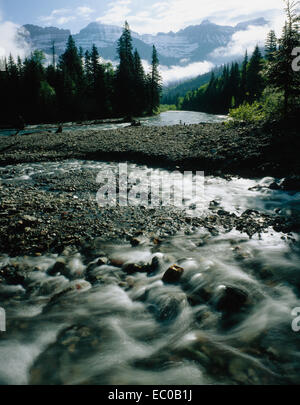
[40,6,95,26]
[142,59,214,84]
[76,7,95,18]
[97,0,132,25]
[97,0,285,34]
[0,20,30,60]
[210,25,270,59]
[210,13,286,59]
[40,8,71,24]
[56,16,76,25]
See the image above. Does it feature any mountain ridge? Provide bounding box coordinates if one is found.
[20,17,269,68]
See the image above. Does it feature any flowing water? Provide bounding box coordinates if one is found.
[0,110,226,136]
[0,159,300,385]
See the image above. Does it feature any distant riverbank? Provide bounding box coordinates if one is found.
[0,120,299,178]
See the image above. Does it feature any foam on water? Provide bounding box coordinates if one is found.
[0,160,300,384]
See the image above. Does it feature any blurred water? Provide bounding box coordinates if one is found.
[0,160,299,385]
[0,111,226,136]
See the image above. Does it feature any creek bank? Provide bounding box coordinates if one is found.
[0,121,299,178]
[0,179,298,257]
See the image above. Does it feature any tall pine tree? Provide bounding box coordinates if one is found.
[265,30,277,61]
[148,45,162,114]
[247,45,264,103]
[115,21,136,117]
[264,0,300,117]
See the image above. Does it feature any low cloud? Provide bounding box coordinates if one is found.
[0,20,30,60]
[160,61,214,84]
[210,14,285,60]
[210,25,270,59]
[142,59,214,84]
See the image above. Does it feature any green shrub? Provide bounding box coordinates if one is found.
[260,88,284,120]
[228,101,266,124]
[227,88,285,126]
[158,104,177,113]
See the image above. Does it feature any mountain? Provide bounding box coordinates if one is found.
[161,66,226,105]
[22,25,71,56]
[20,18,269,67]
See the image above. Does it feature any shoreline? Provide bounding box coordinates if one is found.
[0,121,299,257]
[0,121,299,178]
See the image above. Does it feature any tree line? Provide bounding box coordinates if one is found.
[179,0,300,120]
[0,21,162,126]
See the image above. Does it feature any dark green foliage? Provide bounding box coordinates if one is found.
[115,21,153,116]
[180,46,265,114]
[264,0,300,118]
[180,60,253,114]
[181,1,300,120]
[161,66,224,106]
[148,45,162,113]
[115,21,136,115]
[265,30,277,61]
[246,45,264,103]
[133,49,147,114]
[0,22,161,125]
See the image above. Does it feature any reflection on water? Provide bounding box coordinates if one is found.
[0,111,227,136]
[141,111,227,126]
[0,160,300,385]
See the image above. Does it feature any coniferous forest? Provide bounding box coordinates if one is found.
[178,2,300,121]
[0,21,162,126]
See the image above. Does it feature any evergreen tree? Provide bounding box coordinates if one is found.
[133,49,147,114]
[22,51,47,121]
[84,50,92,86]
[115,21,135,116]
[229,62,240,107]
[247,45,264,103]
[149,45,162,113]
[90,44,107,115]
[265,30,277,61]
[239,51,248,104]
[264,0,300,117]
[59,36,83,82]
[58,35,84,119]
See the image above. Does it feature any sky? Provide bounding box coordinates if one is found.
[0,0,291,82]
[0,0,287,35]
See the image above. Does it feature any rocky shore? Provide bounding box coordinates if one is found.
[1,122,300,386]
[0,121,299,177]
[0,121,299,256]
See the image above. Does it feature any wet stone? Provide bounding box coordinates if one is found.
[162,265,184,284]
[47,259,66,276]
[216,286,249,314]
[122,263,144,274]
[0,265,26,286]
[279,175,300,191]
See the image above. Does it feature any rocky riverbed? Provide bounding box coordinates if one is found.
[0,123,300,385]
[0,120,299,177]
[0,159,299,257]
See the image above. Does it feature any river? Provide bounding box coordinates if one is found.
[0,112,300,386]
[0,110,227,136]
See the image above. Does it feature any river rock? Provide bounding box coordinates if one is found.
[47,259,66,276]
[148,291,187,322]
[162,265,184,284]
[279,175,300,191]
[268,182,281,190]
[0,265,26,286]
[216,285,249,313]
[122,262,144,274]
